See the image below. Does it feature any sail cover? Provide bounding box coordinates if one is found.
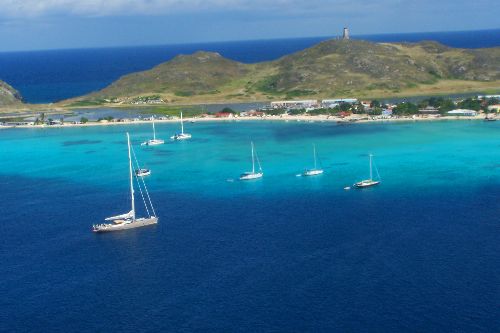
[105,210,133,221]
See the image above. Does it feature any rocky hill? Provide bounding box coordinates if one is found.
[76,39,500,104]
[0,80,23,106]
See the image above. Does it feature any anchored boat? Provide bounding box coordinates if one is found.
[302,144,324,176]
[93,133,158,233]
[240,141,263,180]
[354,154,381,188]
[171,112,192,140]
[141,117,164,146]
[135,168,151,177]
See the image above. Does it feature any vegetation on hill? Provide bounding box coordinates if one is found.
[63,39,500,106]
[0,80,23,106]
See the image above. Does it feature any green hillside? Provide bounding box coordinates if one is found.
[0,80,23,106]
[73,39,500,105]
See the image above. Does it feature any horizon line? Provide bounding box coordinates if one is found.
[1,27,499,54]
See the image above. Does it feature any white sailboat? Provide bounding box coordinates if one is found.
[354,154,381,188]
[171,112,192,140]
[93,133,158,233]
[303,144,324,176]
[240,141,263,180]
[141,117,164,146]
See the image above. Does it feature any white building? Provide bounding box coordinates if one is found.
[322,98,358,106]
[321,98,358,109]
[478,95,500,99]
[270,100,318,109]
[447,109,477,116]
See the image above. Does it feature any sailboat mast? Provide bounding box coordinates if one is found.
[369,154,373,180]
[152,118,156,140]
[251,142,255,173]
[313,144,317,169]
[127,133,136,220]
[181,112,184,134]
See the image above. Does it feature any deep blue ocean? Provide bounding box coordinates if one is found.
[0,120,499,331]
[0,29,499,103]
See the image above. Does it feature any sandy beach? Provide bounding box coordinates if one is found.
[0,113,493,130]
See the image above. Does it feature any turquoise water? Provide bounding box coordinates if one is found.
[1,120,498,196]
[1,120,499,331]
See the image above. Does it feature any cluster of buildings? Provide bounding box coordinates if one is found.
[130,96,165,105]
[268,98,396,116]
[266,96,500,118]
[0,115,174,127]
[269,98,360,110]
[1,119,76,126]
[419,106,478,116]
[211,110,265,118]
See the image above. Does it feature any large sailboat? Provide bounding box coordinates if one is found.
[354,154,381,188]
[302,144,324,176]
[141,117,164,146]
[240,141,263,180]
[171,112,192,140]
[93,133,158,233]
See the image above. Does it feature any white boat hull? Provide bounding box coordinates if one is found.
[135,169,151,177]
[93,217,158,233]
[303,169,324,176]
[240,172,263,180]
[142,139,164,146]
[354,180,380,188]
[171,133,192,140]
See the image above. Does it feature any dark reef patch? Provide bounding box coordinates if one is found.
[62,140,101,146]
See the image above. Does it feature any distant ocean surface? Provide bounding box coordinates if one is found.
[1,29,500,103]
[1,120,499,331]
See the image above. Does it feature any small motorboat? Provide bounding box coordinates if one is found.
[135,168,151,177]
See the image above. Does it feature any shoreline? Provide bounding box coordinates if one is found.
[0,114,494,130]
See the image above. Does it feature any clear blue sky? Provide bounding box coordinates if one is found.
[0,0,498,52]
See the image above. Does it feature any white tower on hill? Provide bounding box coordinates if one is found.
[342,27,350,40]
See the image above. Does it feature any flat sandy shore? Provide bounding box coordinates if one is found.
[0,114,495,130]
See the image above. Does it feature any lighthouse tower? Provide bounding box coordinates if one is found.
[342,27,350,40]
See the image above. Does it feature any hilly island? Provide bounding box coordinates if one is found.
[64,39,500,107]
[1,38,500,109]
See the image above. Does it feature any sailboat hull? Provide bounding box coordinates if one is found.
[142,139,164,146]
[240,172,263,180]
[93,217,158,233]
[354,180,380,188]
[303,169,324,176]
[171,133,191,140]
